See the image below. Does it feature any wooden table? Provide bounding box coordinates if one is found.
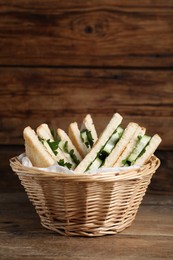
[1,164,173,259]
[1,146,173,259]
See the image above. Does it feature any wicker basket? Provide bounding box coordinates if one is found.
[10,155,160,237]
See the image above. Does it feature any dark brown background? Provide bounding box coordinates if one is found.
[0,0,173,194]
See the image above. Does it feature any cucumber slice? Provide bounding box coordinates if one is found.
[87,157,102,171]
[42,140,56,156]
[80,130,90,148]
[102,126,124,154]
[58,140,65,151]
[57,140,73,161]
[128,135,151,162]
[81,131,87,143]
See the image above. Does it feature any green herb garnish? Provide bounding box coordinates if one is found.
[97,150,109,162]
[69,149,80,165]
[47,139,60,156]
[63,141,68,153]
[62,141,80,165]
[81,129,94,148]
[38,136,44,143]
[137,135,142,142]
[58,159,72,169]
[87,130,94,147]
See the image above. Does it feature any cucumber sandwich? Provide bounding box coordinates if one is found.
[23,126,56,168]
[122,134,161,167]
[36,124,82,170]
[74,113,162,173]
[113,126,161,167]
[68,114,98,157]
[74,113,140,173]
[23,123,82,169]
[23,113,162,172]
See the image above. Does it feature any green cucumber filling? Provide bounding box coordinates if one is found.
[121,135,151,166]
[39,137,78,169]
[86,126,124,171]
[49,139,80,166]
[87,157,102,171]
[80,129,94,148]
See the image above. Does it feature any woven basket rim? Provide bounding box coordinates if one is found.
[10,155,160,182]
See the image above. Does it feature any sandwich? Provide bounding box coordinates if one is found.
[113,125,146,167]
[117,133,162,167]
[74,113,126,173]
[36,124,82,170]
[68,114,98,157]
[57,128,82,166]
[74,113,162,173]
[23,113,162,173]
[23,126,56,168]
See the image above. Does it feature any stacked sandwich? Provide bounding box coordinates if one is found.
[23,113,161,173]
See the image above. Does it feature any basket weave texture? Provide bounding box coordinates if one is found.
[10,156,160,237]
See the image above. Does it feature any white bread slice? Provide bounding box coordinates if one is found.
[134,134,162,166]
[113,126,146,167]
[68,122,88,157]
[57,128,82,162]
[23,126,55,167]
[81,114,98,143]
[74,113,123,173]
[103,122,139,167]
[69,114,98,158]
[36,123,54,141]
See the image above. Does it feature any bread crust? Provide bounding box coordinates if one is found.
[81,114,98,143]
[36,123,53,140]
[23,126,55,167]
[113,126,146,167]
[57,128,82,162]
[134,134,162,165]
[68,122,88,157]
[103,122,139,167]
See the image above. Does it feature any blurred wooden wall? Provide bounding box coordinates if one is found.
[0,0,172,193]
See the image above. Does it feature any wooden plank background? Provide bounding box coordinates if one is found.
[0,0,173,193]
[0,1,173,67]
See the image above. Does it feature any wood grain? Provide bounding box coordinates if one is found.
[0,1,173,67]
[0,193,172,259]
[0,68,172,147]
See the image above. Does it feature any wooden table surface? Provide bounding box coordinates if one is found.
[1,192,173,260]
[1,147,173,260]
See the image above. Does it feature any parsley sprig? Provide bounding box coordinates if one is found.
[47,139,60,156]
[58,159,72,169]
[81,129,94,148]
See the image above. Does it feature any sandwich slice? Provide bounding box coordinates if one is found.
[102,122,139,168]
[23,126,56,168]
[122,134,162,166]
[74,113,124,173]
[68,114,98,157]
[36,124,82,170]
[114,125,146,167]
[57,128,82,166]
